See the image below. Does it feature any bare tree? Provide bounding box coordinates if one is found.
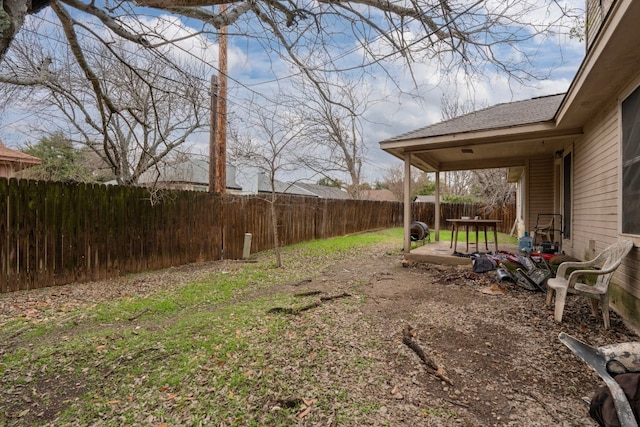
[0,27,209,184]
[228,101,307,268]
[0,1,582,86]
[440,95,514,206]
[472,168,515,213]
[293,75,372,198]
[0,1,582,192]
[379,163,434,201]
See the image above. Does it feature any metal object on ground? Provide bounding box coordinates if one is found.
[410,221,430,244]
[559,332,640,427]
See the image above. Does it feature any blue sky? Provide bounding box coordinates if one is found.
[0,1,586,184]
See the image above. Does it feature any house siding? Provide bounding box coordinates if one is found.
[586,0,615,50]
[527,157,555,234]
[572,106,619,250]
[570,94,640,330]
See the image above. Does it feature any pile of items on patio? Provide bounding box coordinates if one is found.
[471,231,570,292]
[462,213,569,291]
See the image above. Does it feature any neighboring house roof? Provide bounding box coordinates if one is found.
[138,158,241,190]
[413,195,440,203]
[361,189,399,202]
[290,182,351,199]
[256,174,314,196]
[385,94,564,142]
[0,140,42,171]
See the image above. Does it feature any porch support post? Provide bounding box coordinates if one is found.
[403,152,412,254]
[435,170,440,241]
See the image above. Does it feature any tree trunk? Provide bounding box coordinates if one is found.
[270,193,282,268]
[0,0,28,59]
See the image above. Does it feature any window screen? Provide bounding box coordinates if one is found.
[622,85,640,234]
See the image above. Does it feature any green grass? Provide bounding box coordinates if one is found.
[0,228,406,426]
[0,225,511,425]
[431,229,517,245]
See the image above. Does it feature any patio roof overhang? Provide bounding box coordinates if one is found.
[379,122,582,173]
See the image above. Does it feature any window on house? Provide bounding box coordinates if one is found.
[622,85,640,234]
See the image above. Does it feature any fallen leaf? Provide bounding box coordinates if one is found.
[391,385,399,395]
[302,397,318,406]
[297,405,312,419]
[166,393,178,400]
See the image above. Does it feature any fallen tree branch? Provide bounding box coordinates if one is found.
[402,324,453,385]
[268,302,321,315]
[268,292,352,315]
[320,292,351,301]
[128,307,150,321]
[294,290,323,297]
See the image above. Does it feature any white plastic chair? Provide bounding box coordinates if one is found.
[533,218,554,245]
[546,240,634,329]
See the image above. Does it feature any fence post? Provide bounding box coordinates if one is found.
[242,233,252,259]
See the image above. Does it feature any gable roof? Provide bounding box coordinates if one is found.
[385,94,564,142]
[290,182,351,199]
[0,140,42,171]
[138,157,241,190]
[256,174,315,196]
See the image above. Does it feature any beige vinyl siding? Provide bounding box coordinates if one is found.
[571,100,640,307]
[572,106,619,251]
[527,157,554,233]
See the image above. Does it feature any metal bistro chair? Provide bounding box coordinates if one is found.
[546,240,634,329]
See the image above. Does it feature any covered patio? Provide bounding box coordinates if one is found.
[405,239,520,266]
[379,93,580,257]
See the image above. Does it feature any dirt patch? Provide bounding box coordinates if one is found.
[1,241,638,426]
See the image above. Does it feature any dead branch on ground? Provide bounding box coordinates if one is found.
[294,290,323,297]
[128,307,150,321]
[268,292,351,314]
[402,324,453,385]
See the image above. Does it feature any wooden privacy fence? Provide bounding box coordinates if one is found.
[412,201,516,234]
[0,179,404,292]
[0,178,514,293]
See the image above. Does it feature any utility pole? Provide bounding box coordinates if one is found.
[208,75,218,193]
[214,4,228,194]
